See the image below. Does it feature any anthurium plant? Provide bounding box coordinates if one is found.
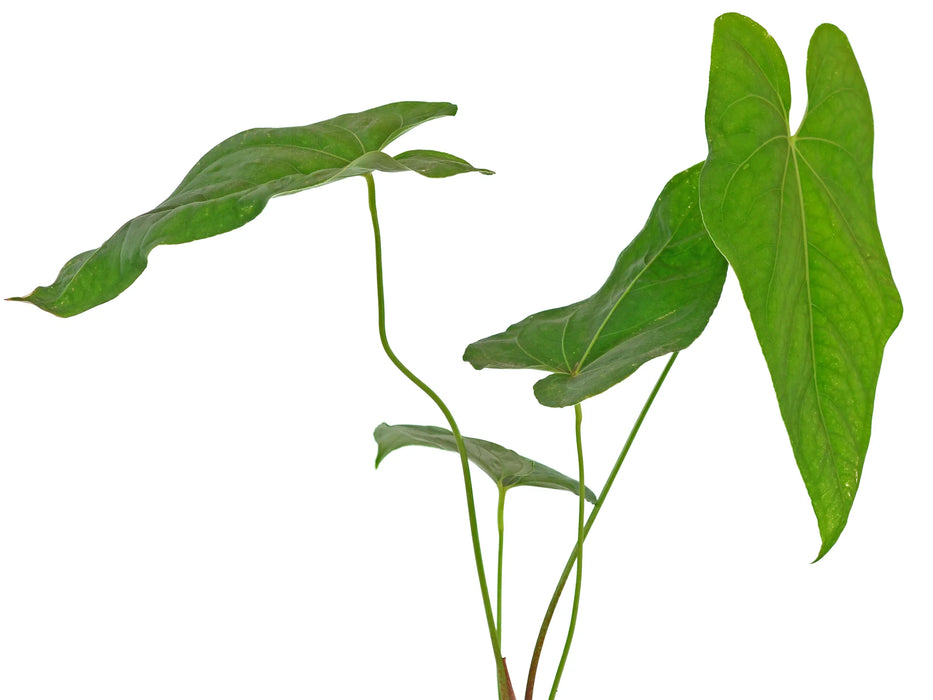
[11,13,900,699]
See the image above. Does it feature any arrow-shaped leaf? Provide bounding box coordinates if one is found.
[374,423,597,503]
[13,101,491,317]
[464,164,727,407]
[699,14,902,558]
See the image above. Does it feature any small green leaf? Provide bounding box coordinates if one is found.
[464,164,727,407]
[12,102,491,317]
[699,14,902,558]
[374,423,597,503]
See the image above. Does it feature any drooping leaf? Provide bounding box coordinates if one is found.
[464,164,727,407]
[374,423,597,503]
[12,102,492,317]
[699,14,902,559]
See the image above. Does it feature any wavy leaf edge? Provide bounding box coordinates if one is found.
[12,101,491,317]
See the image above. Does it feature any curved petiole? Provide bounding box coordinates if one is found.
[364,174,510,698]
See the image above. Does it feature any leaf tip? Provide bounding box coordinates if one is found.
[6,287,41,304]
[811,547,830,565]
[811,531,843,564]
[6,292,75,318]
[6,292,46,312]
[373,422,391,469]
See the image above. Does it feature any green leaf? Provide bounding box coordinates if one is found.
[464,164,727,407]
[374,423,597,503]
[12,102,492,317]
[699,14,902,559]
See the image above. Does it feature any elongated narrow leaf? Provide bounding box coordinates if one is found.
[699,14,902,558]
[464,164,727,407]
[13,102,491,317]
[374,423,597,503]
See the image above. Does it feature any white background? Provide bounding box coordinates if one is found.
[1,1,929,698]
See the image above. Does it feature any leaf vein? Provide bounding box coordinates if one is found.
[730,38,788,116]
[329,122,367,155]
[514,335,565,375]
[790,142,843,502]
[797,87,858,133]
[719,134,787,221]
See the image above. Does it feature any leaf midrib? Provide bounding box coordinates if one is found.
[788,127,842,506]
[571,205,690,375]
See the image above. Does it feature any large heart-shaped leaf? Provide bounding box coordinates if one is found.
[374,423,597,503]
[12,102,491,317]
[464,164,727,407]
[699,14,902,558]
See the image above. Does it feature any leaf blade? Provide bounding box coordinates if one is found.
[699,14,902,558]
[12,102,491,317]
[464,164,727,407]
[373,423,597,503]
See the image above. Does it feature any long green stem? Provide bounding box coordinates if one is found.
[364,174,509,699]
[548,403,586,699]
[497,484,506,646]
[524,352,679,700]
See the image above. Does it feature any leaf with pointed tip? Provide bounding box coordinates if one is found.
[12,101,492,317]
[373,423,597,503]
[464,164,727,407]
[699,14,902,559]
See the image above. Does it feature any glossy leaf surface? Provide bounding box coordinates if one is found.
[13,102,491,317]
[374,423,597,503]
[464,164,727,407]
[699,14,902,558]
